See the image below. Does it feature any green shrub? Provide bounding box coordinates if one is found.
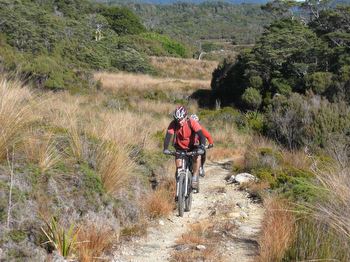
[8,230,27,243]
[141,33,189,58]
[241,87,262,110]
[270,78,292,95]
[253,168,277,188]
[101,6,146,35]
[245,111,265,132]
[111,48,153,73]
[248,75,263,89]
[305,72,333,95]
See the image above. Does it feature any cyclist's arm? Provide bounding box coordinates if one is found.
[164,121,176,150]
[196,129,206,147]
[190,119,206,147]
[201,126,214,145]
[163,131,173,150]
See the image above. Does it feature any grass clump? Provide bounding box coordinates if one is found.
[144,188,173,219]
[257,197,295,262]
[0,78,33,159]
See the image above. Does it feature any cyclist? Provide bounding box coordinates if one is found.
[163,106,206,190]
[190,114,214,177]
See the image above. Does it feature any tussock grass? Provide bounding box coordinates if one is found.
[77,223,117,262]
[150,56,218,80]
[24,131,61,173]
[0,78,34,159]
[94,72,210,93]
[256,197,295,262]
[96,142,134,195]
[313,167,350,239]
[281,149,312,171]
[286,166,350,260]
[130,100,174,115]
[144,188,174,219]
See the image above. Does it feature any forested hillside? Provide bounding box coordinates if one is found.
[99,1,273,44]
[210,3,350,260]
[212,5,350,149]
[0,0,189,90]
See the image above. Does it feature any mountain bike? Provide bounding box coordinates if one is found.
[164,149,204,217]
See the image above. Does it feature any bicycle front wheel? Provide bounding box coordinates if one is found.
[177,173,186,217]
[185,174,192,212]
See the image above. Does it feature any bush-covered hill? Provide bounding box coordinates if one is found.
[0,0,189,91]
[98,1,273,45]
[211,5,350,150]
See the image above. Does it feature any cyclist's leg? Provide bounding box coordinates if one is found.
[200,152,206,177]
[192,155,201,189]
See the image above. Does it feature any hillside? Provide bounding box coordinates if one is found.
[0,0,350,261]
[0,0,190,91]
[98,1,273,44]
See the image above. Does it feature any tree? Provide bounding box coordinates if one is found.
[101,6,146,35]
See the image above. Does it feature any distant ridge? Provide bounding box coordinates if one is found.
[95,0,268,5]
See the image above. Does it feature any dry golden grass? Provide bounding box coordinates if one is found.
[313,167,350,240]
[84,110,168,151]
[76,223,117,262]
[23,131,61,173]
[281,149,312,171]
[0,78,34,159]
[96,142,134,195]
[207,147,245,162]
[256,197,295,262]
[211,124,249,148]
[144,188,174,219]
[130,100,175,115]
[94,72,211,94]
[149,56,218,80]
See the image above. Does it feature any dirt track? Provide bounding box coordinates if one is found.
[113,157,264,262]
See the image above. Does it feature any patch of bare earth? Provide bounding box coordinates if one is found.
[112,156,264,262]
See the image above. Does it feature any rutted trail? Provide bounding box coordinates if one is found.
[113,157,264,262]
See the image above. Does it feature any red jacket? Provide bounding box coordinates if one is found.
[167,118,202,150]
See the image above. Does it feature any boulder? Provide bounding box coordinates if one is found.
[196,245,207,251]
[234,173,257,184]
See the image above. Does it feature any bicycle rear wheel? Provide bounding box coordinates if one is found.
[177,173,186,217]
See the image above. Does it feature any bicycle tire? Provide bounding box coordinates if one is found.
[185,174,192,212]
[177,173,186,217]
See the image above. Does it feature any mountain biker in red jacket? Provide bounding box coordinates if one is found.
[190,114,214,177]
[163,106,206,190]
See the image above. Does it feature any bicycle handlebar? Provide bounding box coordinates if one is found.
[164,145,211,157]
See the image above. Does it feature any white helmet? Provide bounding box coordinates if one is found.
[173,106,187,121]
[190,114,199,122]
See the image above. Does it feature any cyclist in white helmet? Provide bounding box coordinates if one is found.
[163,106,206,190]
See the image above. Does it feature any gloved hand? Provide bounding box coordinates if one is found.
[163,149,171,155]
[208,144,214,149]
[197,144,206,155]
